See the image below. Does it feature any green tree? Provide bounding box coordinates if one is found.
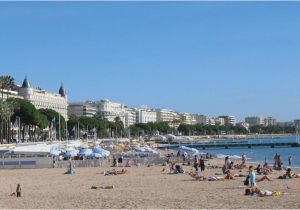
[0,99,16,143]
[0,75,15,99]
[114,117,124,137]
[39,108,66,139]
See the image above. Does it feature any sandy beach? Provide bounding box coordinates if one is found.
[0,158,299,209]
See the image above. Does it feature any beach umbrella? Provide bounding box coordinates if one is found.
[134,147,146,153]
[79,148,93,157]
[50,149,61,156]
[143,147,158,154]
[64,149,79,158]
[93,146,110,157]
[91,153,103,158]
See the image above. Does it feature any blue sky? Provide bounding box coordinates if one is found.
[1,2,300,121]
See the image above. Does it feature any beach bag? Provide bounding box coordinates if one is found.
[245,188,252,195]
[244,175,250,186]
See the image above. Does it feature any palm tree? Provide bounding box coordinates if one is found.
[0,99,15,143]
[0,75,15,99]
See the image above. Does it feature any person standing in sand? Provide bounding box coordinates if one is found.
[16,184,21,198]
[248,166,257,188]
[200,157,205,172]
[288,156,292,166]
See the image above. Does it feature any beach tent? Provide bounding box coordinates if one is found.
[79,148,93,157]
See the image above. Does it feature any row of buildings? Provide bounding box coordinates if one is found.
[3,77,298,130]
[245,116,278,126]
[68,100,240,128]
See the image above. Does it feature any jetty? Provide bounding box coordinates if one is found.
[156,138,300,149]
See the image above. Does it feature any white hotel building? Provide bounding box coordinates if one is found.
[136,108,157,124]
[96,99,126,123]
[18,77,68,120]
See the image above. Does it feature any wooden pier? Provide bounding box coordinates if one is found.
[156,139,300,150]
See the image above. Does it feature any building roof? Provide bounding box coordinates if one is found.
[22,76,30,88]
[59,84,66,97]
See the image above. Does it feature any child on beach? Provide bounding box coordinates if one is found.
[16,184,21,198]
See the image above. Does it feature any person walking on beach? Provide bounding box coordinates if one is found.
[288,156,292,166]
[242,153,246,165]
[16,184,21,198]
[274,153,278,169]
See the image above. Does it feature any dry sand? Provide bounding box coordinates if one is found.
[0,159,300,209]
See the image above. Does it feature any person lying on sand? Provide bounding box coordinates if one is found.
[188,172,224,181]
[224,170,235,180]
[234,173,247,177]
[251,187,288,197]
[104,169,127,176]
[278,168,300,179]
[233,163,247,170]
[257,175,271,182]
[91,185,114,189]
[188,170,204,180]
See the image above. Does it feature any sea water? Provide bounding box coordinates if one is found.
[181,137,300,168]
[196,146,300,168]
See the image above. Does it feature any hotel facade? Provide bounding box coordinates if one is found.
[18,77,69,120]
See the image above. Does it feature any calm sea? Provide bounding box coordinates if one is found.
[183,137,300,168]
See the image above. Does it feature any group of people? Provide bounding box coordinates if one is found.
[112,156,123,167]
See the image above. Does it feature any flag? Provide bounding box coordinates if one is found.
[50,116,56,129]
[12,119,18,129]
[51,116,56,124]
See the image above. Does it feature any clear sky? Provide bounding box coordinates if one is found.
[1,2,300,122]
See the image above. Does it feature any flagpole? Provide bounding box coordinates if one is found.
[86,125,88,141]
[65,120,67,142]
[77,122,79,140]
[59,114,61,142]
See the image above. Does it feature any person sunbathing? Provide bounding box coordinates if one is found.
[188,171,205,181]
[257,164,272,175]
[224,170,235,180]
[206,176,225,181]
[234,163,247,170]
[278,168,299,179]
[234,173,247,177]
[115,169,127,174]
[252,187,288,197]
[91,185,114,189]
[257,175,271,182]
[104,169,127,176]
[263,162,273,172]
